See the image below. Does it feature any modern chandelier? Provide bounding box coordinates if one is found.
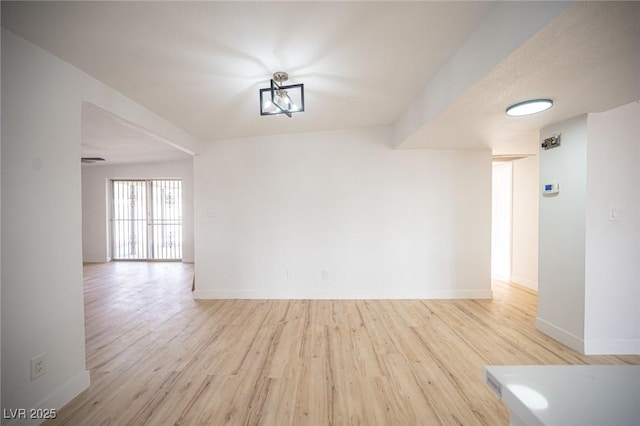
[259,72,304,117]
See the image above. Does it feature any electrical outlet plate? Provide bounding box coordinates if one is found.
[31,353,47,381]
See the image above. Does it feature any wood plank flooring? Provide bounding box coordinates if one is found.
[48,262,640,425]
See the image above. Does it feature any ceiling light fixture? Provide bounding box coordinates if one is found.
[506,99,553,117]
[259,72,304,118]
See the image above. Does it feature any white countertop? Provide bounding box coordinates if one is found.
[484,365,640,426]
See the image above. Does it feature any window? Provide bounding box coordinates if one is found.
[111,179,182,260]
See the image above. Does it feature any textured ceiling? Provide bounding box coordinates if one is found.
[399,1,640,153]
[2,1,639,163]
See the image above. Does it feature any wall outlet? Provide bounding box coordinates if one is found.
[609,206,619,221]
[31,353,47,381]
[322,269,329,280]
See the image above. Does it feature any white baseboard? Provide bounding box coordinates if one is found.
[510,275,538,291]
[193,288,493,300]
[39,369,90,410]
[6,370,90,426]
[82,255,109,263]
[584,338,640,355]
[536,317,584,353]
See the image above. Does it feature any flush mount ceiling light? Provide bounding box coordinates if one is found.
[506,99,553,117]
[259,72,304,118]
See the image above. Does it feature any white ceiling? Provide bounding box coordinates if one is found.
[81,102,193,165]
[2,1,639,163]
[401,1,640,153]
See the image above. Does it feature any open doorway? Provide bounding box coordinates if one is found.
[492,162,513,281]
[491,155,540,291]
[81,103,195,265]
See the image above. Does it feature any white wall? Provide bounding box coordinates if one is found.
[82,160,195,263]
[511,155,539,290]
[1,29,199,420]
[584,101,640,354]
[537,115,588,352]
[0,14,3,409]
[537,102,640,355]
[194,127,492,299]
[2,29,89,420]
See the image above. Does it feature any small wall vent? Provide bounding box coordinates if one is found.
[81,157,106,164]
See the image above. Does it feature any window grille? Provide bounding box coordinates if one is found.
[111,179,182,260]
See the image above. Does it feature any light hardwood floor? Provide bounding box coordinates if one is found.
[48,262,640,425]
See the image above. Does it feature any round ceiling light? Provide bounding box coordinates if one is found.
[506,99,553,117]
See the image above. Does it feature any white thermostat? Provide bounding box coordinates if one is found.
[543,183,560,195]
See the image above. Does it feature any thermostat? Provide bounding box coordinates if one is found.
[543,183,559,195]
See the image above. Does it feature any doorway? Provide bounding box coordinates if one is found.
[111,179,183,260]
[491,162,512,281]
